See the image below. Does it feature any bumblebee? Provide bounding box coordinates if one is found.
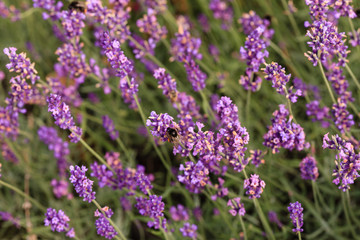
[166,127,179,143]
[68,1,87,13]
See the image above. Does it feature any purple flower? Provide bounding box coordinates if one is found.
[198,14,210,32]
[288,201,304,233]
[44,208,75,237]
[38,126,70,177]
[180,222,198,238]
[178,161,210,194]
[323,134,360,191]
[240,26,269,75]
[227,197,246,216]
[169,204,189,222]
[326,63,350,98]
[263,105,309,153]
[94,207,118,239]
[154,68,177,101]
[61,9,86,40]
[135,195,167,229]
[100,32,133,79]
[1,143,19,163]
[305,0,330,22]
[238,10,274,40]
[46,94,82,143]
[348,29,360,47]
[170,30,202,62]
[268,211,283,228]
[216,97,249,172]
[136,8,167,44]
[331,97,354,133]
[51,179,72,199]
[146,111,179,142]
[305,20,348,67]
[208,44,220,62]
[119,77,139,109]
[244,174,266,199]
[299,156,319,181]
[143,0,167,13]
[211,178,229,200]
[102,115,119,140]
[209,0,233,30]
[69,165,96,202]
[0,211,20,228]
[247,149,265,167]
[263,62,291,95]
[239,74,262,92]
[32,0,63,20]
[306,101,330,128]
[184,59,207,92]
[331,0,356,18]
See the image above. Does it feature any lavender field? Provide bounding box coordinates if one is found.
[0,0,360,239]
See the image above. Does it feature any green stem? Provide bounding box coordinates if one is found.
[341,192,357,239]
[245,89,252,126]
[92,200,127,240]
[296,218,302,240]
[116,138,132,163]
[318,60,336,104]
[0,180,46,211]
[239,215,248,240]
[311,181,320,214]
[346,190,360,225]
[283,86,298,124]
[344,62,360,92]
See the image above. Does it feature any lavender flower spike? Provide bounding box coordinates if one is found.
[244,174,265,199]
[94,206,118,239]
[44,208,75,238]
[69,165,96,202]
[288,201,304,233]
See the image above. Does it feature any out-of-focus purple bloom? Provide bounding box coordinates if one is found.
[146,111,179,142]
[211,178,229,200]
[102,115,119,140]
[154,68,177,101]
[238,10,274,40]
[61,9,85,40]
[90,59,111,95]
[120,196,132,211]
[323,133,360,191]
[227,197,245,216]
[94,207,118,239]
[136,8,167,44]
[38,126,70,177]
[44,208,75,237]
[263,62,291,95]
[184,59,207,92]
[180,222,198,238]
[143,0,167,13]
[286,86,302,103]
[46,94,82,143]
[306,101,330,128]
[240,26,269,75]
[247,149,265,167]
[0,1,10,18]
[268,211,283,228]
[288,201,304,233]
[216,97,249,172]
[135,195,167,229]
[169,204,189,222]
[0,211,20,228]
[198,14,210,32]
[69,165,96,202]
[209,44,220,62]
[300,156,319,181]
[119,77,139,109]
[244,174,266,199]
[51,179,72,199]
[178,161,210,194]
[331,97,354,133]
[4,47,39,85]
[170,30,202,62]
[305,20,348,67]
[326,63,350,98]
[33,0,63,20]
[348,29,360,47]
[1,143,18,163]
[263,105,309,153]
[305,0,330,22]
[293,77,321,100]
[331,0,356,18]
[100,31,133,79]
[209,0,233,30]
[239,74,262,92]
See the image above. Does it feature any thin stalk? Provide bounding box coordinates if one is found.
[318,60,336,104]
[296,218,302,240]
[92,200,127,240]
[245,89,252,126]
[0,180,46,211]
[341,192,357,239]
[346,190,360,226]
[116,138,132,163]
[283,86,298,124]
[311,181,320,214]
[239,215,248,240]
[344,62,360,92]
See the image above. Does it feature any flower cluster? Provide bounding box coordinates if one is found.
[268,211,283,228]
[61,9,86,40]
[102,115,119,140]
[306,100,331,128]
[263,62,291,95]
[215,96,249,172]
[100,31,133,79]
[94,207,118,239]
[331,97,354,133]
[238,10,274,40]
[33,0,63,20]
[227,197,246,216]
[180,222,198,238]
[1,143,19,163]
[169,204,189,222]
[288,201,304,233]
[299,156,319,181]
[136,8,167,44]
[146,111,180,142]
[44,208,75,238]
[47,94,82,143]
[263,105,309,153]
[90,152,153,195]
[247,149,266,167]
[154,68,177,100]
[211,178,229,200]
[119,77,139,109]
[135,195,167,229]
[323,133,360,191]
[69,165,96,202]
[178,161,210,193]
[244,174,266,199]
[0,211,20,228]
[209,0,233,30]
